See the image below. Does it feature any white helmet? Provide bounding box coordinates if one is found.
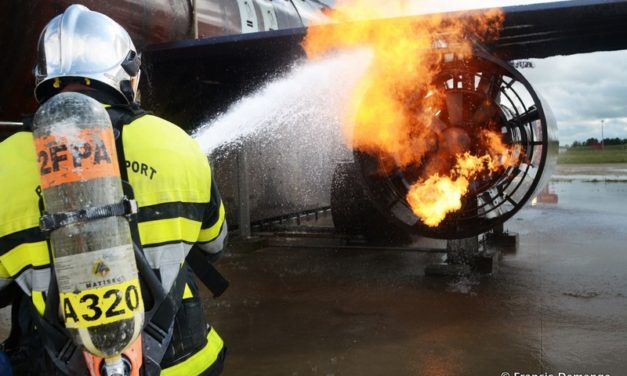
[34,4,141,103]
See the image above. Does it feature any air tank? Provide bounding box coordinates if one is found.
[33,92,144,373]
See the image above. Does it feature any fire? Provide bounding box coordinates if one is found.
[407,174,468,227]
[408,137,520,227]
[303,1,512,227]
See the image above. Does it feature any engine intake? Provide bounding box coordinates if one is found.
[332,51,558,240]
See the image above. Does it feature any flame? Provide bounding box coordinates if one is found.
[481,129,522,170]
[407,174,468,227]
[304,1,512,227]
[408,138,519,227]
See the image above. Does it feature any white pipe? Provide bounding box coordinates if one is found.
[192,0,199,39]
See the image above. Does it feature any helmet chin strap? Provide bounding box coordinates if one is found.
[120,51,142,103]
[120,80,136,103]
[130,72,141,102]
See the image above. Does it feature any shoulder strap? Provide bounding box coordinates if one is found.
[107,106,190,374]
[106,103,148,127]
[31,269,88,375]
[187,246,229,298]
[106,103,147,183]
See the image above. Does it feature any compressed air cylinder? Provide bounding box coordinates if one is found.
[32,92,144,359]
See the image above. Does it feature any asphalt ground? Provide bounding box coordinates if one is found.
[206,164,627,375]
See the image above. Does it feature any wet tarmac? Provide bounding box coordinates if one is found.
[1,164,626,375]
[205,164,627,376]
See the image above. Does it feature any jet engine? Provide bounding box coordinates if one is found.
[331,51,558,240]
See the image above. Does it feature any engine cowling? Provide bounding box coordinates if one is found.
[332,51,558,240]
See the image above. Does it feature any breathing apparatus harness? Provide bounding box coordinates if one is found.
[17,103,228,375]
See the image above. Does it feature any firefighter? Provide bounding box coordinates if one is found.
[0,4,228,375]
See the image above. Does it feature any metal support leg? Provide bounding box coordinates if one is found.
[446,237,480,265]
[425,236,482,276]
[192,0,198,38]
[485,223,519,253]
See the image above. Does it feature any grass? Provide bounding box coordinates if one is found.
[558,144,627,164]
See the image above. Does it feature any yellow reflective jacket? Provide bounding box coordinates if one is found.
[0,112,227,374]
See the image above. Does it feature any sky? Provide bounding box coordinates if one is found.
[320,0,627,146]
[524,51,627,146]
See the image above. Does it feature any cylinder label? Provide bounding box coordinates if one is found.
[60,278,143,328]
[54,245,143,329]
[34,128,120,189]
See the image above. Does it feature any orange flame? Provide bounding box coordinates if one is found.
[304,1,511,227]
[408,134,520,227]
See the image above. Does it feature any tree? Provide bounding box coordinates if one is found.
[605,137,622,146]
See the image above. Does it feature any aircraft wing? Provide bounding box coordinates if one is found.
[142,0,627,127]
[493,0,627,59]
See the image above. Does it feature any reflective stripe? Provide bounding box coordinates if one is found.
[0,227,47,256]
[162,264,182,293]
[7,266,49,316]
[0,262,9,279]
[15,271,33,297]
[182,283,193,299]
[143,243,191,269]
[0,242,49,276]
[32,290,46,316]
[200,182,223,230]
[198,220,228,254]
[15,267,51,297]
[138,202,206,223]
[161,328,224,376]
[0,277,11,290]
[198,204,225,243]
[30,267,51,291]
[143,243,192,291]
[138,218,202,246]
